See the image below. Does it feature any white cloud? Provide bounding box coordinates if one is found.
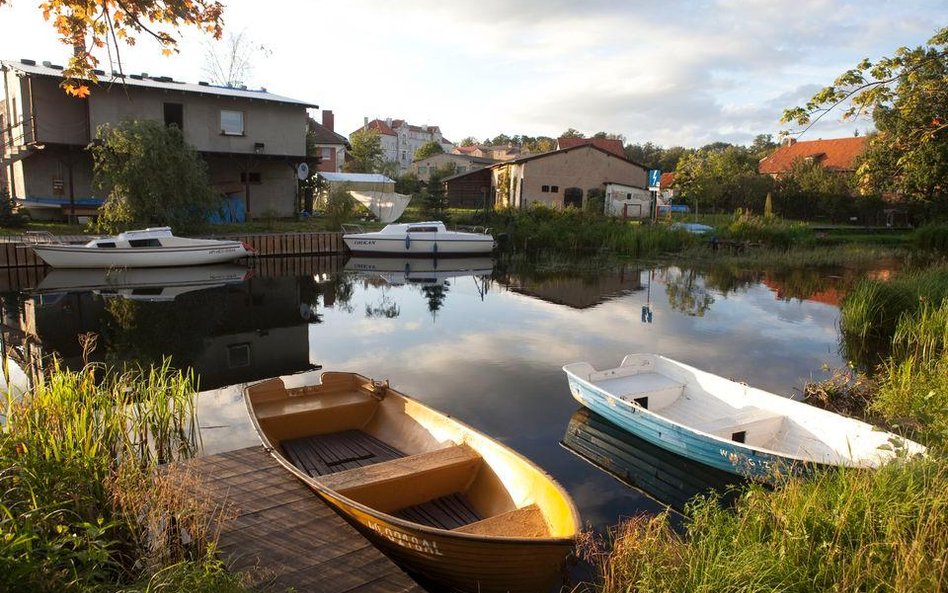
[1,0,942,146]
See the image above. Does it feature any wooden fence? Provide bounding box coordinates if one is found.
[0,232,346,269]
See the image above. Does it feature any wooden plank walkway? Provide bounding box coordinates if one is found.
[185,446,423,593]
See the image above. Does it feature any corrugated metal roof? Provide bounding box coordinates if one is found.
[319,172,394,183]
[1,59,317,108]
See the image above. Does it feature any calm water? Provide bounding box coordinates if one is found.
[5,255,858,529]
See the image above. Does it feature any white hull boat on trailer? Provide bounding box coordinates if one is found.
[28,227,252,268]
[343,221,495,256]
[563,354,926,480]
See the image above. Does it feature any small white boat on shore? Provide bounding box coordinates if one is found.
[342,221,495,256]
[563,354,926,479]
[28,227,252,268]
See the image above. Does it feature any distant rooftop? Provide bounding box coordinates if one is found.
[1,58,317,108]
[319,172,393,184]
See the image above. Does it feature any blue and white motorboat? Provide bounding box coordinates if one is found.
[562,354,926,479]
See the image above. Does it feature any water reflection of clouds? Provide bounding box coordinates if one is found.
[302,266,850,522]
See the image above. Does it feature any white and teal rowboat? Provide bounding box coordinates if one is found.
[562,354,926,480]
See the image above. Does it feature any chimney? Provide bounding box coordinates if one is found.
[364,116,369,127]
[322,110,335,132]
[385,117,392,127]
[783,137,797,146]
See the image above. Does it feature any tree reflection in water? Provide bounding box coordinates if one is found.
[663,267,714,317]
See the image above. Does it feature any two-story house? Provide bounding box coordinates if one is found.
[308,109,348,173]
[352,117,454,174]
[1,58,317,221]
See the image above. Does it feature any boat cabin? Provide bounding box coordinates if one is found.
[85,227,174,248]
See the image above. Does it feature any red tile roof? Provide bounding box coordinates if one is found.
[356,119,396,136]
[557,137,626,158]
[758,137,867,175]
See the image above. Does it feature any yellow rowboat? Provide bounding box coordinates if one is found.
[245,372,580,593]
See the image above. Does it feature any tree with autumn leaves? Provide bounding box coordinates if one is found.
[0,0,224,97]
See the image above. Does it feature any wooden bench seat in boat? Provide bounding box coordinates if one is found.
[453,504,549,537]
[597,372,685,411]
[320,444,484,513]
[248,378,379,441]
[699,407,785,444]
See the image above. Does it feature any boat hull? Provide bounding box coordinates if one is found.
[564,372,787,479]
[245,373,579,593]
[563,354,925,480]
[343,235,495,256]
[31,241,249,268]
[316,489,572,593]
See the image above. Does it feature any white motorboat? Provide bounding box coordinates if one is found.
[344,256,493,287]
[35,265,251,301]
[563,354,926,479]
[28,227,252,268]
[342,221,495,256]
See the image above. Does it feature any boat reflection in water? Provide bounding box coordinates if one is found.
[561,408,744,514]
[344,256,493,287]
[35,265,252,302]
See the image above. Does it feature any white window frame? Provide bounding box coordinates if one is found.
[220,110,244,136]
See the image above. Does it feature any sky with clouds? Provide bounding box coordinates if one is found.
[1,0,945,147]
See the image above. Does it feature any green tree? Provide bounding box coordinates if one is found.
[774,157,857,221]
[783,26,948,216]
[675,145,772,213]
[750,134,778,159]
[345,129,384,173]
[324,183,354,229]
[559,128,583,138]
[458,136,479,146]
[90,119,220,233]
[421,163,455,216]
[413,140,444,161]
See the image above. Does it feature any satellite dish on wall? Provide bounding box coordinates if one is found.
[297,162,310,180]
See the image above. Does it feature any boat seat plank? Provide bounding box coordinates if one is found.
[596,372,684,409]
[700,407,784,435]
[452,504,549,537]
[282,430,405,478]
[319,444,481,494]
[393,494,482,530]
[254,389,373,420]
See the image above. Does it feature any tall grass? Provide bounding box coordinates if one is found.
[0,360,239,592]
[840,265,948,366]
[912,223,948,253]
[489,205,695,257]
[584,458,947,593]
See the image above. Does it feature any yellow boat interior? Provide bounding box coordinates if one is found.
[246,372,578,539]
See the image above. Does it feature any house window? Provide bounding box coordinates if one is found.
[220,110,244,135]
[551,185,559,193]
[320,147,332,159]
[418,166,428,175]
[401,150,407,162]
[163,102,184,129]
[227,343,251,368]
[240,172,262,184]
[541,185,550,192]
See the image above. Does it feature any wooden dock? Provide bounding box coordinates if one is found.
[185,446,423,593]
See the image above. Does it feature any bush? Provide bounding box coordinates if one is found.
[323,183,355,230]
[489,204,694,257]
[912,223,948,253]
[719,209,811,248]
